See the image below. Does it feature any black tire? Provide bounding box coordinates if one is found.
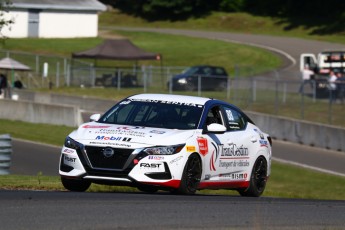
[61,177,91,192]
[178,153,202,195]
[238,156,267,197]
[137,184,159,193]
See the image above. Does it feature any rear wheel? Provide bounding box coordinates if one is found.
[178,153,202,195]
[238,156,267,197]
[61,177,91,192]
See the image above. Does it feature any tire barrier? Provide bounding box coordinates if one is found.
[0,134,12,175]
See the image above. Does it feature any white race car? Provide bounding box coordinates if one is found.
[59,93,272,196]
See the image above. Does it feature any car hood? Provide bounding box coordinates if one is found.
[173,73,189,80]
[68,122,196,149]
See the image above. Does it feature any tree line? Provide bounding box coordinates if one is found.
[100,0,345,34]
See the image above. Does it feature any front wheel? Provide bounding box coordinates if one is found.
[238,156,267,197]
[61,177,91,192]
[177,153,202,195]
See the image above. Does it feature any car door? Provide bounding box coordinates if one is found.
[200,105,256,184]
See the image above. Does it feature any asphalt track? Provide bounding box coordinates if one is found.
[3,29,345,229]
[1,189,345,230]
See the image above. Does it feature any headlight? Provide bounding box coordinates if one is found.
[144,144,185,155]
[64,137,82,150]
[177,78,187,84]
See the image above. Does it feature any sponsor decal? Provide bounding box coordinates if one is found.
[63,149,74,154]
[210,151,216,171]
[64,155,76,163]
[197,137,209,156]
[219,159,250,169]
[82,125,111,129]
[150,130,166,134]
[89,141,131,148]
[96,136,121,141]
[259,140,268,148]
[170,156,183,164]
[209,143,249,171]
[186,146,196,152]
[95,136,132,142]
[148,156,165,160]
[128,98,203,107]
[220,173,247,180]
[95,128,146,137]
[117,126,145,130]
[226,109,234,121]
[209,142,221,171]
[220,144,249,158]
[140,163,162,168]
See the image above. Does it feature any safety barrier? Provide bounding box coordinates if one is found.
[0,134,12,175]
[0,99,82,127]
[246,111,345,152]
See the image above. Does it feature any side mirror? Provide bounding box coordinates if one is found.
[206,123,226,134]
[90,114,101,122]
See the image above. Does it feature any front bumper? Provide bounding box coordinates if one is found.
[59,146,185,189]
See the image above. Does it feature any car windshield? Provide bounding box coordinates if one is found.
[182,66,200,75]
[99,100,203,130]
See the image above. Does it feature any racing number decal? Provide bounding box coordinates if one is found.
[197,137,209,156]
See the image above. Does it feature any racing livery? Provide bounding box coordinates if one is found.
[59,94,272,196]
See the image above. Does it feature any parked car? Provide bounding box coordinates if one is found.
[168,65,229,91]
[95,73,137,88]
[59,93,272,196]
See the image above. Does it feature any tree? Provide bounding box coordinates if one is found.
[0,0,14,38]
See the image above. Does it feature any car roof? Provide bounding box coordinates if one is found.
[128,94,211,106]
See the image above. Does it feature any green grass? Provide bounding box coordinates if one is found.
[0,119,74,146]
[1,161,345,200]
[100,10,345,44]
[1,30,281,77]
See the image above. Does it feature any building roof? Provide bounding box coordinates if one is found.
[9,0,106,11]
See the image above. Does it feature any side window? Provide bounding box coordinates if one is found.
[205,106,224,126]
[223,107,246,131]
[214,67,226,76]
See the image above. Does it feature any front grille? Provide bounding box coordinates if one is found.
[84,146,134,170]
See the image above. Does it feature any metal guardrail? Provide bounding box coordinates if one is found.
[0,134,12,175]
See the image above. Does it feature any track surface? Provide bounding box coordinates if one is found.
[1,190,345,230]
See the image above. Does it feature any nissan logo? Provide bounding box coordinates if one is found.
[103,148,114,158]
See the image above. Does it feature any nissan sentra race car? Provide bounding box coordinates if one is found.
[59,93,272,196]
